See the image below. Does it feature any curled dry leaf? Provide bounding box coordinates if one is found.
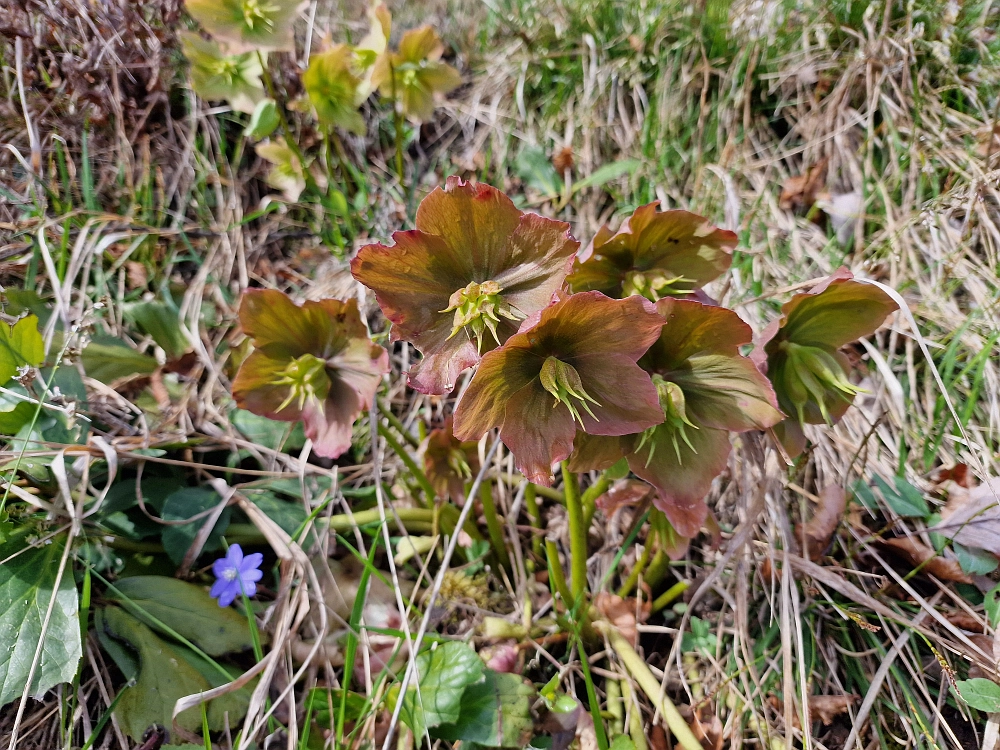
[796,485,846,561]
[931,477,1000,557]
[593,592,648,647]
[778,156,828,212]
[594,478,653,518]
[879,537,972,584]
[810,694,859,725]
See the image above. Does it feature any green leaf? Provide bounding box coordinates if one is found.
[852,480,877,511]
[610,736,637,750]
[160,487,231,565]
[81,336,158,382]
[232,408,306,451]
[307,687,367,728]
[953,542,999,575]
[245,98,280,139]
[0,400,35,435]
[107,576,254,656]
[0,532,82,707]
[571,159,641,194]
[398,641,485,739]
[0,315,44,386]
[248,491,307,536]
[986,584,1000,629]
[956,678,1000,712]
[98,606,250,740]
[125,300,188,360]
[873,475,929,518]
[515,146,561,197]
[431,670,535,747]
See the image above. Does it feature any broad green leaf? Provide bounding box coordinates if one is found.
[873,475,928,518]
[125,300,188,359]
[0,531,82,707]
[986,584,1000,629]
[94,608,139,682]
[0,315,44,386]
[81,336,157,382]
[98,606,249,740]
[399,641,485,739]
[306,687,367,728]
[245,98,279,139]
[248,491,307,536]
[956,678,1000,712]
[0,400,35,435]
[232,408,306,451]
[571,159,641,194]
[431,670,535,747]
[160,487,231,565]
[953,542,999,575]
[515,146,561,197]
[107,576,254,656]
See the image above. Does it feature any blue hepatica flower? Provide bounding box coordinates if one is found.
[211,544,264,607]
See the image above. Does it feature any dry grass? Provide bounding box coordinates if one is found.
[2,0,1000,748]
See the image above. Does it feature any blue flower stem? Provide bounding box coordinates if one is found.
[562,461,588,601]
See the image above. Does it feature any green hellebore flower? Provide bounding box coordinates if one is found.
[422,416,480,503]
[185,0,304,53]
[180,31,265,114]
[371,25,461,122]
[302,44,366,135]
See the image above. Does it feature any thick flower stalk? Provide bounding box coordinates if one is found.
[185,0,303,53]
[567,202,736,300]
[757,268,898,457]
[232,290,389,459]
[371,25,461,121]
[571,299,782,537]
[351,177,579,394]
[453,292,665,485]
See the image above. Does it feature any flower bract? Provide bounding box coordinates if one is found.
[231,290,389,459]
[185,0,303,53]
[211,544,263,607]
[302,44,366,134]
[180,31,265,114]
[758,268,898,457]
[453,291,665,485]
[571,299,782,537]
[372,25,461,122]
[567,202,736,300]
[351,177,579,394]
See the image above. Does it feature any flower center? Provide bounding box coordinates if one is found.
[223,567,239,581]
[270,353,331,413]
[636,376,698,464]
[210,57,243,86]
[241,0,279,31]
[622,270,695,301]
[539,356,600,427]
[441,280,520,353]
[779,342,863,425]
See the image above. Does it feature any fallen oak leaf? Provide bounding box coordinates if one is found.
[879,537,972,584]
[796,485,846,561]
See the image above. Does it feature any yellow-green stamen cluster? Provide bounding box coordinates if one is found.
[622,270,696,301]
[780,341,864,426]
[271,353,331,413]
[539,357,600,427]
[637,376,699,464]
[441,280,519,352]
[241,0,279,30]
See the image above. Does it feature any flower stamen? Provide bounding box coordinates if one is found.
[539,357,600,427]
[270,352,331,413]
[441,280,520,353]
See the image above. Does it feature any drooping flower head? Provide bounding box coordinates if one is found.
[422,416,480,503]
[453,292,665,485]
[372,25,461,122]
[351,178,579,394]
[255,141,313,201]
[567,202,736,300]
[185,0,303,53]
[211,544,263,607]
[571,299,782,537]
[354,3,391,99]
[302,44,366,134]
[757,268,898,457]
[232,290,389,458]
[180,31,265,114]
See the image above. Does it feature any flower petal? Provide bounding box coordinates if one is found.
[241,552,264,571]
[232,350,303,423]
[572,355,664,436]
[210,577,230,599]
[217,584,239,608]
[567,432,630,473]
[453,346,540,441]
[499,381,577,486]
[241,569,263,583]
[227,543,244,566]
[493,211,578,314]
[628,425,732,538]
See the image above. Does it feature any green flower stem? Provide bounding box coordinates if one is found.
[580,472,611,529]
[545,539,573,610]
[504,475,564,503]
[377,422,435,508]
[642,548,671,592]
[477,479,511,571]
[562,462,588,601]
[524,483,543,559]
[256,53,318,195]
[617,542,652,598]
[574,631,610,750]
[378,399,420,447]
[650,580,690,613]
[594,620,703,750]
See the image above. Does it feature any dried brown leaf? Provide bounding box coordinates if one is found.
[779,157,829,211]
[796,485,846,561]
[593,592,648,647]
[595,478,653,518]
[809,694,859,725]
[879,537,972,583]
[931,478,1000,556]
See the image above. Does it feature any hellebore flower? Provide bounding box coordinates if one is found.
[371,25,461,122]
[302,44,366,134]
[231,290,389,459]
[757,268,898,457]
[570,299,783,537]
[180,31,265,114]
[351,177,579,394]
[567,202,736,300]
[185,0,303,53]
[422,416,480,503]
[255,141,315,201]
[354,3,391,99]
[211,544,263,607]
[453,291,665,485]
